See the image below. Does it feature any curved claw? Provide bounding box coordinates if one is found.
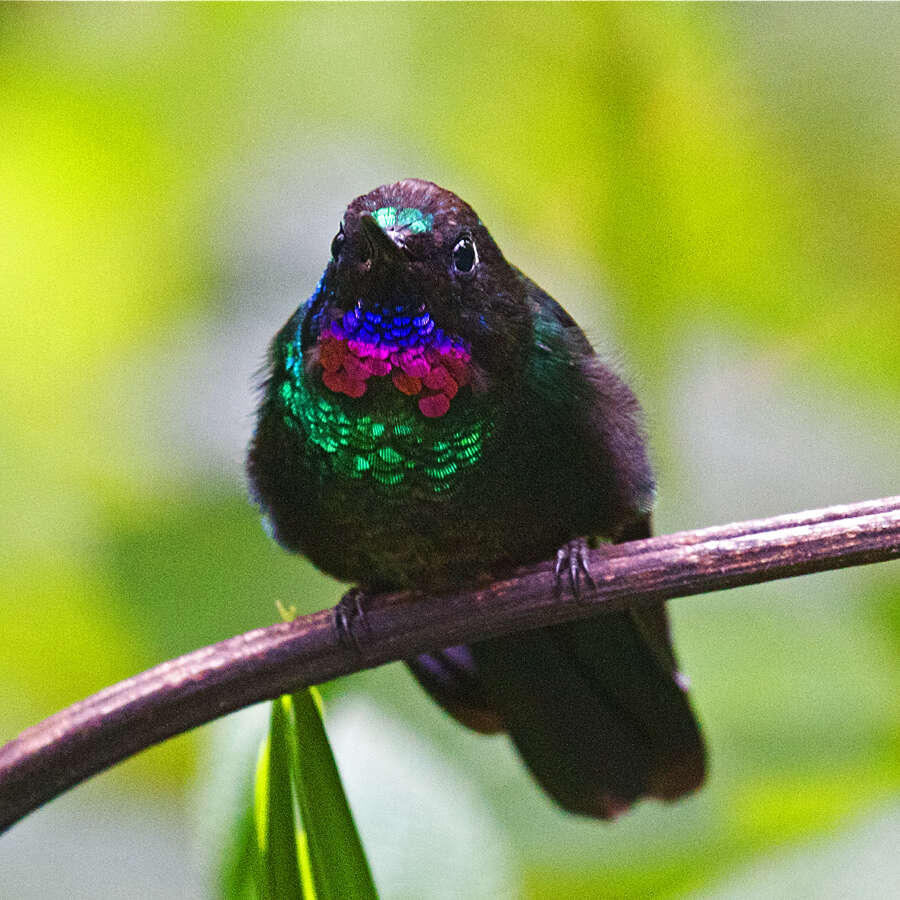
[333,587,371,652]
[554,538,596,601]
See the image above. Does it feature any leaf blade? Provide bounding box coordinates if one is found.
[285,688,378,900]
[253,700,306,900]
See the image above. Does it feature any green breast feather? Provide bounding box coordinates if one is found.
[278,338,490,493]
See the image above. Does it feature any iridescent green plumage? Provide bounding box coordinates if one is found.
[371,205,434,234]
[278,318,489,493]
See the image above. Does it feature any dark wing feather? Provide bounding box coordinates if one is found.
[469,607,705,818]
[406,285,705,818]
[406,646,504,734]
[406,516,706,818]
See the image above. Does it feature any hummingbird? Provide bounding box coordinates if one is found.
[247,179,705,818]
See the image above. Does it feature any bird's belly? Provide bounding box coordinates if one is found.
[279,384,519,588]
[265,369,588,590]
[297,444,578,592]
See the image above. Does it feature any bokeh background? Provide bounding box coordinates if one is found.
[1,4,898,898]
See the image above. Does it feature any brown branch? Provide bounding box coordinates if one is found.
[2,496,899,833]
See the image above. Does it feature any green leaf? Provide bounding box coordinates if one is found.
[250,689,377,900]
[284,688,379,900]
[253,700,306,900]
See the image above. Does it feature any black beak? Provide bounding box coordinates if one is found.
[359,213,406,269]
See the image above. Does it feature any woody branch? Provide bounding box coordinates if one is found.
[1,495,898,833]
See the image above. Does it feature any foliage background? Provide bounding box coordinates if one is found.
[1,4,898,898]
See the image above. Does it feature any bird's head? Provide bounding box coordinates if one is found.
[305,180,531,417]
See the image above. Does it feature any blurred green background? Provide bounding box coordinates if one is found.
[1,4,898,898]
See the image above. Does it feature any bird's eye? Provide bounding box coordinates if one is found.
[452,235,477,274]
[330,225,345,260]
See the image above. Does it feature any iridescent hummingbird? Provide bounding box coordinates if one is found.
[248,179,705,817]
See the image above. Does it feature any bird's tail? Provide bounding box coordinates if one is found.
[407,604,705,818]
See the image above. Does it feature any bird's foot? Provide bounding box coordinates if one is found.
[333,587,372,652]
[554,537,596,601]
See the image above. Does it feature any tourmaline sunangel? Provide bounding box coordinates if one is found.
[248,179,705,818]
